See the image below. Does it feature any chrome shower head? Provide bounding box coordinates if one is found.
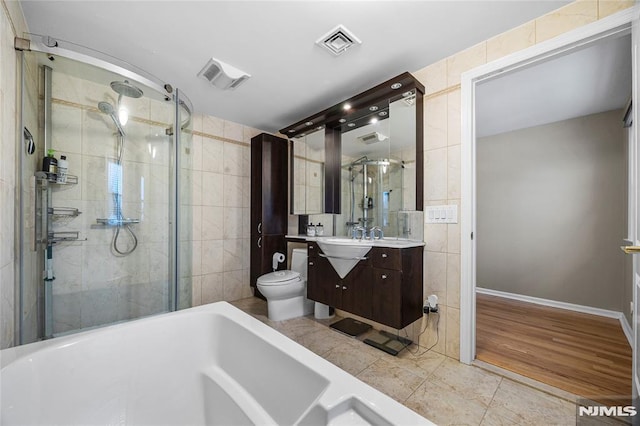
[98,101,114,115]
[110,80,143,98]
[97,101,125,136]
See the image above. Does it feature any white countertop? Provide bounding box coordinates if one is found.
[286,235,425,249]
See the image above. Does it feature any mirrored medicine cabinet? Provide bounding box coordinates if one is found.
[282,72,424,238]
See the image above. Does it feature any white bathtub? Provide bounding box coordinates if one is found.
[1,302,432,425]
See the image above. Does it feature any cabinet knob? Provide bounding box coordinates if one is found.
[257,222,262,234]
[381,274,387,279]
[309,245,314,250]
[309,261,314,266]
[342,286,347,290]
[381,253,388,258]
[335,284,340,289]
[257,237,262,248]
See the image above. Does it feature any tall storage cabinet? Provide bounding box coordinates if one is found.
[250,133,289,297]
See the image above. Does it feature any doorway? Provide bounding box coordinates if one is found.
[460,6,640,399]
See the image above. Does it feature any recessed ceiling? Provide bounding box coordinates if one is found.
[20,1,571,133]
[476,33,632,138]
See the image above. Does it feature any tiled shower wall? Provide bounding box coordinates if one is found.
[48,72,178,333]
[0,0,28,349]
[43,72,267,329]
[187,114,265,306]
[412,0,635,359]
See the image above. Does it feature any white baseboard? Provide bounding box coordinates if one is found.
[476,287,632,347]
[620,315,633,348]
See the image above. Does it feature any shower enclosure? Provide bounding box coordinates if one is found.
[343,157,404,237]
[16,36,193,344]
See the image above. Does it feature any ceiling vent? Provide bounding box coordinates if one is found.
[358,132,388,144]
[197,57,251,90]
[316,25,362,56]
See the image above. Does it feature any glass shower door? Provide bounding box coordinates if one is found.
[17,49,186,339]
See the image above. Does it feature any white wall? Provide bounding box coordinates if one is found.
[477,110,627,312]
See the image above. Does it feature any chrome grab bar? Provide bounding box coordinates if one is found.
[318,253,368,261]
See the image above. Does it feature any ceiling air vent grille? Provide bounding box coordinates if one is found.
[358,132,388,144]
[316,25,362,56]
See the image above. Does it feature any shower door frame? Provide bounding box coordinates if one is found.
[16,36,189,343]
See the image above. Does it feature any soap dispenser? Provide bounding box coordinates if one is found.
[42,149,58,182]
[316,223,324,236]
[306,223,316,237]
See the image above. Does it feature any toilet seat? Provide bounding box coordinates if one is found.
[257,270,301,286]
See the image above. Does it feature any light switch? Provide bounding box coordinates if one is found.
[425,205,458,224]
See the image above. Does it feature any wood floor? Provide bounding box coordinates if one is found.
[476,293,632,405]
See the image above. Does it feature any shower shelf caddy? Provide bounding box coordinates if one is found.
[35,171,85,245]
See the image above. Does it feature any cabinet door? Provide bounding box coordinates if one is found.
[370,247,402,270]
[340,262,373,319]
[372,268,403,328]
[307,253,340,307]
[259,135,288,235]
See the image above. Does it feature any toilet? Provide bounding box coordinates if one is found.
[256,248,314,321]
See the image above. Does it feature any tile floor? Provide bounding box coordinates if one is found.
[230,297,582,425]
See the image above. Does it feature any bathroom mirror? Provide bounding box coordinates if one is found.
[334,90,417,237]
[290,127,325,214]
[282,72,424,235]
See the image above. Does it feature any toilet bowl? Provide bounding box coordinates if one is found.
[257,248,314,321]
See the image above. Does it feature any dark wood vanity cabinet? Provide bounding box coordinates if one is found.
[307,243,373,319]
[371,246,423,329]
[250,133,289,295]
[307,242,423,329]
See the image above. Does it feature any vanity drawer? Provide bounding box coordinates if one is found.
[370,247,401,270]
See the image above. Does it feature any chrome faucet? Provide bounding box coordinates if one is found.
[370,226,384,240]
[352,225,367,240]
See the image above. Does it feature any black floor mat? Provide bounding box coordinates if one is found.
[329,317,372,337]
[363,330,413,356]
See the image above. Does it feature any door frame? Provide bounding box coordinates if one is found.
[460,6,640,365]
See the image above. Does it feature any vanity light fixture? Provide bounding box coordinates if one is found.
[369,106,378,111]
[305,121,314,126]
[316,24,362,56]
[378,111,388,117]
[343,103,352,111]
[391,82,402,89]
[288,129,295,133]
[339,118,347,123]
[370,118,378,124]
[197,57,251,90]
[347,123,356,127]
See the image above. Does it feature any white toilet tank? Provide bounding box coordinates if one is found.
[290,248,308,279]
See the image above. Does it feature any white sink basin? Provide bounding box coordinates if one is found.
[313,237,424,249]
[315,239,373,279]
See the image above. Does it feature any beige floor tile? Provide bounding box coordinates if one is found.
[323,342,380,376]
[430,358,502,407]
[405,378,488,425]
[356,358,426,403]
[232,297,582,426]
[487,379,576,425]
[271,316,325,340]
[294,327,353,356]
[395,348,447,379]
